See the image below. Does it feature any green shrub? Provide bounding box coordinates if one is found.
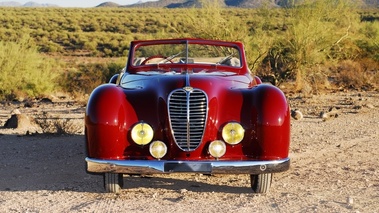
[258,0,361,91]
[59,62,124,98]
[0,36,58,100]
[356,21,379,61]
[180,0,249,42]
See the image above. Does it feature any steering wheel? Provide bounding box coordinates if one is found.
[140,55,173,65]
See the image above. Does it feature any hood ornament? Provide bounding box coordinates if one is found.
[183,86,193,92]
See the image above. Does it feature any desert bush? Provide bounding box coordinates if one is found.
[180,0,250,42]
[0,36,58,100]
[331,59,378,90]
[356,21,379,61]
[36,111,83,135]
[246,8,283,74]
[259,0,361,91]
[176,0,273,74]
[59,62,124,97]
[332,60,371,90]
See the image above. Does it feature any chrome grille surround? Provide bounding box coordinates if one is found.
[168,88,208,151]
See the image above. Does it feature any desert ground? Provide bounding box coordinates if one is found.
[0,90,378,212]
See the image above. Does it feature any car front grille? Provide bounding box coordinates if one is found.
[168,89,208,151]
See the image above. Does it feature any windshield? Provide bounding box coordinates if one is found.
[132,42,241,68]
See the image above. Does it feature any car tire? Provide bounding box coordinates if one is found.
[103,173,124,193]
[250,173,272,193]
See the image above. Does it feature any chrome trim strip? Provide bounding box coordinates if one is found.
[186,90,191,149]
[86,157,290,174]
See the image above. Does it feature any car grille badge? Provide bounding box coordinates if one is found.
[183,86,193,92]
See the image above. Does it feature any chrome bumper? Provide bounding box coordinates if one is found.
[86,157,290,174]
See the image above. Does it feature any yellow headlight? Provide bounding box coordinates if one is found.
[209,140,226,158]
[131,122,154,145]
[222,122,245,145]
[149,141,167,159]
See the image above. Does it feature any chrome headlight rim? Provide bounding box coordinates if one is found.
[222,122,245,145]
[131,122,154,145]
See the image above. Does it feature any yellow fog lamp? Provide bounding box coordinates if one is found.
[209,140,226,158]
[131,122,154,145]
[222,122,245,145]
[149,141,167,159]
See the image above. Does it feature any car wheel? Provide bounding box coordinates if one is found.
[103,173,124,193]
[250,173,272,193]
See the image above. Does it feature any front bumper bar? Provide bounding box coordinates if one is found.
[86,157,290,174]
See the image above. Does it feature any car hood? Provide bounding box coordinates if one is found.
[118,71,252,129]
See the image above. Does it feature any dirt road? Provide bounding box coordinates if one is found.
[0,91,378,212]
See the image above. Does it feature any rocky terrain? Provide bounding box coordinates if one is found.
[0,90,378,212]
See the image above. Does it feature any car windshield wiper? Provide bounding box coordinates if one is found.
[158,51,184,64]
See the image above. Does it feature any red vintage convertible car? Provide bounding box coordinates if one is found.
[85,38,290,193]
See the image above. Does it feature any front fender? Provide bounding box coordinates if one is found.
[85,84,138,159]
[251,84,290,160]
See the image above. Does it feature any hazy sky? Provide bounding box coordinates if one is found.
[3,0,158,7]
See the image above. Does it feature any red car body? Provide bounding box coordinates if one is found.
[85,38,290,193]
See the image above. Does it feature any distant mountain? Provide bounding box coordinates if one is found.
[125,0,186,8]
[1,0,377,8]
[0,1,59,7]
[165,0,226,8]
[224,0,279,8]
[24,1,59,7]
[121,0,379,8]
[0,1,22,6]
[96,2,120,7]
